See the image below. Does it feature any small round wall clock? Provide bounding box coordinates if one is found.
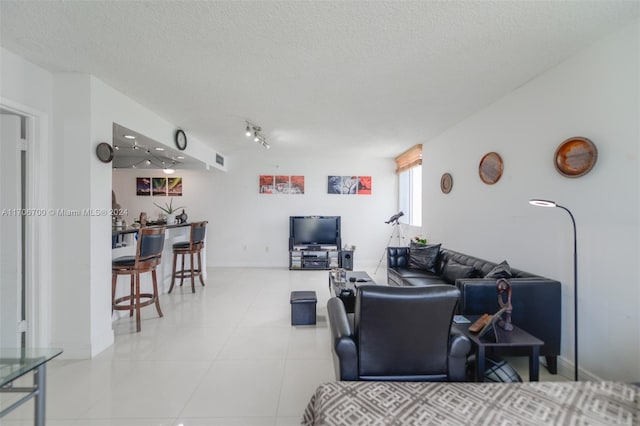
[175,129,187,151]
[95,142,114,163]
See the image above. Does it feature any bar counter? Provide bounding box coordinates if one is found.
[112,221,193,236]
[111,222,207,320]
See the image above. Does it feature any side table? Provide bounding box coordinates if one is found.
[453,318,543,382]
[0,348,63,426]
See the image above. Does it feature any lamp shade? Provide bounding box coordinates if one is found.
[529,199,557,208]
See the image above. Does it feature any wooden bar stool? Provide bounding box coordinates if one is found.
[169,221,207,294]
[112,226,166,332]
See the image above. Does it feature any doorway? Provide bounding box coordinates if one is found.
[1,112,29,348]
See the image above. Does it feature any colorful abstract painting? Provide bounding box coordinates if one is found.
[259,175,274,194]
[260,175,305,194]
[290,176,305,194]
[274,175,290,194]
[357,176,372,195]
[152,177,167,196]
[328,176,372,195]
[168,177,183,196]
[136,177,151,196]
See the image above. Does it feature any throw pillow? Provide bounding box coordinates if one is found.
[442,260,479,284]
[484,260,512,279]
[408,242,441,273]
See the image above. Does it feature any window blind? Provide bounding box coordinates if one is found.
[395,144,422,173]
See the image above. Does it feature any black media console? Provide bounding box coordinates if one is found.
[290,247,340,270]
[289,215,350,270]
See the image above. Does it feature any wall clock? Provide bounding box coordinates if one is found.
[175,129,187,151]
[478,152,503,185]
[554,137,597,178]
[95,142,114,163]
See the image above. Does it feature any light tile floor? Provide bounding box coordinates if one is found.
[1,266,566,426]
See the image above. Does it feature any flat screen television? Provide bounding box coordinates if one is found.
[290,216,341,248]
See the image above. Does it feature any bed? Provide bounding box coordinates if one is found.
[302,381,639,426]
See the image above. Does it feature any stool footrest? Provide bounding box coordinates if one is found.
[113,293,157,310]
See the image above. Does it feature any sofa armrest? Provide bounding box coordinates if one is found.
[327,297,358,380]
[448,331,471,382]
[455,278,561,357]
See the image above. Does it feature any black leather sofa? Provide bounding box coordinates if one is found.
[387,246,561,374]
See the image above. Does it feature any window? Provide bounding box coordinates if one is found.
[395,144,422,227]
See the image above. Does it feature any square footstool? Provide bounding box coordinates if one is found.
[290,291,317,325]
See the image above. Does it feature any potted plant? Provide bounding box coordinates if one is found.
[154,198,184,225]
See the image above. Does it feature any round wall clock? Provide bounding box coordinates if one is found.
[175,129,187,151]
[554,137,597,178]
[440,173,453,194]
[478,152,503,185]
[95,142,114,163]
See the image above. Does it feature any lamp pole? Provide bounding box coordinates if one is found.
[529,199,578,381]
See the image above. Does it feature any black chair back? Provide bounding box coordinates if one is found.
[354,285,460,381]
[191,221,207,245]
[138,227,166,262]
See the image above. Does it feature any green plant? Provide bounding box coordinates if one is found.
[414,236,428,244]
[154,198,184,215]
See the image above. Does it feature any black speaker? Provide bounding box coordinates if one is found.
[340,250,353,270]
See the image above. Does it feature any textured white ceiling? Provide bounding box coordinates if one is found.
[1,1,638,158]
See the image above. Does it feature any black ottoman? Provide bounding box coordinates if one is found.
[290,291,317,325]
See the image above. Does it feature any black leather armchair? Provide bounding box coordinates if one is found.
[328,285,471,382]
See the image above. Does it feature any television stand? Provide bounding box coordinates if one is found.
[290,247,340,270]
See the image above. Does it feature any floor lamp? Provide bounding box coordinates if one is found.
[529,199,579,381]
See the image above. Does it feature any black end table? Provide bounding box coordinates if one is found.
[453,317,544,382]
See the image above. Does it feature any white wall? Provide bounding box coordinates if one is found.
[50,74,95,356]
[209,152,397,268]
[112,168,217,226]
[114,152,398,268]
[422,20,640,381]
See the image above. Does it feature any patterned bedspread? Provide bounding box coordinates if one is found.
[302,381,639,426]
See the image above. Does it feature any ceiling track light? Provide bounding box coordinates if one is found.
[122,154,181,170]
[244,120,270,150]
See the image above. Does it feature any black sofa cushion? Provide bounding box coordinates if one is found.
[403,276,449,286]
[442,260,478,284]
[484,260,512,279]
[408,242,441,273]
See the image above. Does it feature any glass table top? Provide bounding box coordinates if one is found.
[0,348,63,387]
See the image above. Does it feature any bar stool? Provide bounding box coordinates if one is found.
[169,221,207,294]
[112,226,166,332]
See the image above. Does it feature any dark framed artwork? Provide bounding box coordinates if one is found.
[152,177,167,196]
[136,177,151,196]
